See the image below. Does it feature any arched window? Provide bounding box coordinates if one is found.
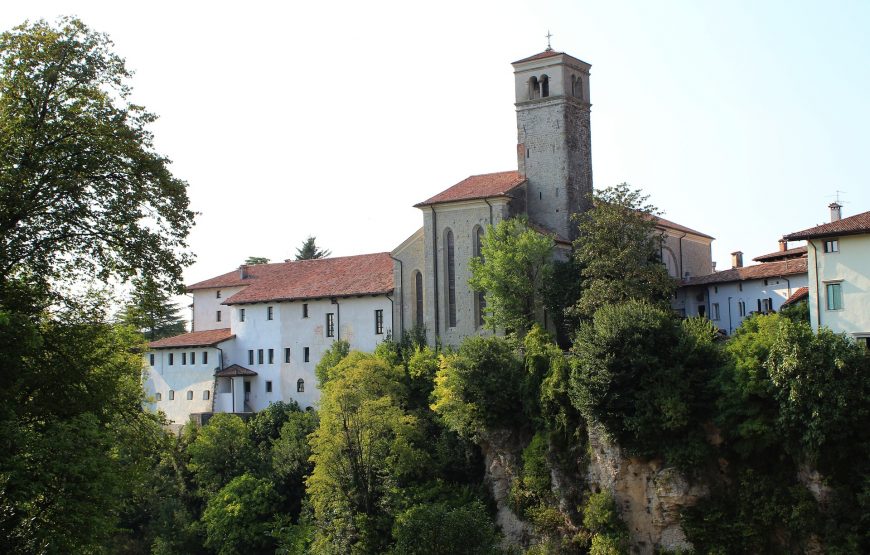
[414,270,424,328]
[529,76,540,100]
[186,390,193,400]
[297,379,305,393]
[473,226,486,327]
[540,75,549,98]
[444,228,457,328]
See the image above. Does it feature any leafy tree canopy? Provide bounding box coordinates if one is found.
[244,256,270,265]
[469,217,555,335]
[294,235,331,260]
[572,184,674,319]
[0,17,193,294]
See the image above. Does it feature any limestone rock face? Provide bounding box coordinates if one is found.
[478,428,534,548]
[586,425,708,554]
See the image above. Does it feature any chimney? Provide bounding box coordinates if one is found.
[731,251,743,269]
[778,239,788,252]
[239,265,248,279]
[829,202,842,222]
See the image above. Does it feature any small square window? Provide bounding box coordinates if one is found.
[169,390,175,401]
[326,313,335,337]
[202,351,208,365]
[303,303,309,318]
[258,349,264,365]
[216,310,222,322]
[155,392,162,401]
[266,380,273,393]
[186,390,193,400]
[149,353,155,366]
[304,347,310,363]
[203,390,210,400]
[240,308,245,322]
[248,350,254,365]
[285,348,291,363]
[824,239,839,253]
[268,348,274,364]
[168,353,174,366]
[267,306,274,320]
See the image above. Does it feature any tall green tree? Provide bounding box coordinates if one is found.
[572,184,674,319]
[120,274,186,341]
[294,235,331,260]
[0,17,193,293]
[468,217,555,335]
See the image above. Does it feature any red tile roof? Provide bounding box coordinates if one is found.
[149,328,234,349]
[782,287,809,307]
[784,210,870,240]
[215,364,257,377]
[681,258,807,287]
[513,50,564,64]
[652,215,714,240]
[752,245,807,262]
[415,171,526,207]
[219,252,393,305]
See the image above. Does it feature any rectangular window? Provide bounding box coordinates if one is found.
[267,306,274,320]
[711,303,720,320]
[202,351,208,365]
[186,390,193,400]
[190,351,195,365]
[304,347,310,363]
[248,350,254,365]
[268,348,274,364]
[303,303,309,318]
[285,348,291,363]
[713,286,718,294]
[203,390,210,400]
[216,310,222,322]
[738,301,746,317]
[266,381,273,393]
[824,239,839,253]
[149,353,155,366]
[760,298,773,313]
[181,352,187,365]
[826,283,843,310]
[169,390,175,400]
[258,349,264,364]
[168,353,174,365]
[326,313,335,337]
[156,392,162,401]
[216,290,221,298]
[375,309,384,334]
[240,308,245,322]
[738,283,743,292]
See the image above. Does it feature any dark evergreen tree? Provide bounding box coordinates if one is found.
[294,236,331,260]
[120,275,186,341]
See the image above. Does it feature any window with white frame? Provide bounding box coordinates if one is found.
[326,313,335,337]
[824,239,839,253]
[826,282,843,310]
[711,303,720,320]
[374,309,384,334]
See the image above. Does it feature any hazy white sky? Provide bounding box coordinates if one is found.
[5,1,870,285]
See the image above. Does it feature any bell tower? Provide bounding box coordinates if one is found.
[513,48,592,240]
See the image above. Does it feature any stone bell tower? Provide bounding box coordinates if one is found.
[513,48,592,240]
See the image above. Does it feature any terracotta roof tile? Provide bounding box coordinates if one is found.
[149,328,234,349]
[222,252,394,305]
[681,258,807,287]
[415,171,525,207]
[215,364,257,377]
[512,50,564,64]
[652,215,714,240]
[752,246,807,262]
[782,287,809,307]
[784,210,870,240]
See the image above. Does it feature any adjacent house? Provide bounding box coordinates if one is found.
[784,203,870,346]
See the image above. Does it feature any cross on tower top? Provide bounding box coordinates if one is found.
[545,30,553,51]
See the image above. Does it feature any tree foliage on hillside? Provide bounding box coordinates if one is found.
[572,183,674,319]
[469,217,555,335]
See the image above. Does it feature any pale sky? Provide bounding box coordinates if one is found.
[5,1,870,287]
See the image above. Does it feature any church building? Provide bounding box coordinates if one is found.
[143,46,715,426]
